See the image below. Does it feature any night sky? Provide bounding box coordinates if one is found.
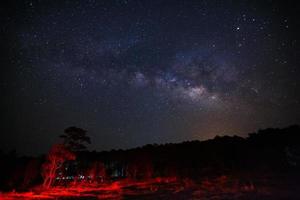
[1,0,300,155]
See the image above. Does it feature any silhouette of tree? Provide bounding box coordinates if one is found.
[42,144,75,188]
[1,125,300,192]
[22,158,41,189]
[60,127,91,151]
[86,161,106,183]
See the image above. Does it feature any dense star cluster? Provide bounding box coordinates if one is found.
[1,0,300,155]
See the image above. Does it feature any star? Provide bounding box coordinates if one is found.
[1,0,299,155]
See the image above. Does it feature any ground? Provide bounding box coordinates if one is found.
[1,175,299,199]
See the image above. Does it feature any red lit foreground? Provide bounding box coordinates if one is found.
[0,176,272,200]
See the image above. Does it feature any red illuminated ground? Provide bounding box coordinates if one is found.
[2,175,297,200]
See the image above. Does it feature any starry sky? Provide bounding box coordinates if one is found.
[1,0,300,155]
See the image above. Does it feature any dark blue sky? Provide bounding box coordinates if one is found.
[1,0,300,155]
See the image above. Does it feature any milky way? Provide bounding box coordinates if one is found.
[1,0,300,155]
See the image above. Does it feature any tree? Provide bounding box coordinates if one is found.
[86,161,106,183]
[22,158,41,189]
[126,155,153,179]
[42,144,75,188]
[60,127,91,152]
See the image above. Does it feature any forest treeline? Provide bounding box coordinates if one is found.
[0,125,300,191]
